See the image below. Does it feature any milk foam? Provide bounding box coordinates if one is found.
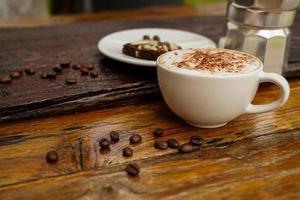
[159,48,260,76]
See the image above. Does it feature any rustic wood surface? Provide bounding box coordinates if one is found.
[0,5,300,200]
[1,13,300,123]
[0,79,299,200]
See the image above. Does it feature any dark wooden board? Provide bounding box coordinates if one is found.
[0,15,299,123]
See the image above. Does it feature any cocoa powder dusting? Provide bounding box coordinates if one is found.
[174,49,256,73]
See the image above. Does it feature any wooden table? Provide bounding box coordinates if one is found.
[0,4,300,200]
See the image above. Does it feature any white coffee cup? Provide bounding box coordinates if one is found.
[157,48,290,128]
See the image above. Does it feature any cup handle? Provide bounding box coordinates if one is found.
[245,72,290,114]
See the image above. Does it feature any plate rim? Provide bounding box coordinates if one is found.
[98,28,216,67]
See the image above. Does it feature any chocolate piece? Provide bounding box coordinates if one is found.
[122,36,181,60]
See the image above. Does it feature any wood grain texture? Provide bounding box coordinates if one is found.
[0,78,299,199]
[1,14,300,123]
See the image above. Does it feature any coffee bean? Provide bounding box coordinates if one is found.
[80,68,89,76]
[25,67,35,75]
[10,71,21,79]
[122,147,133,157]
[90,70,98,78]
[154,141,168,150]
[99,138,110,149]
[46,150,58,163]
[0,75,12,84]
[86,64,94,70]
[13,68,23,73]
[65,75,77,85]
[72,63,81,70]
[153,128,163,137]
[125,163,139,176]
[167,139,179,149]
[178,143,194,153]
[47,71,57,79]
[153,35,160,41]
[60,61,70,68]
[129,134,142,144]
[190,136,204,146]
[53,65,63,73]
[110,131,120,143]
[143,35,150,40]
[40,72,48,79]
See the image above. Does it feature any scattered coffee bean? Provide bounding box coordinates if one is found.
[53,65,63,73]
[86,64,94,70]
[46,150,58,163]
[167,139,179,149]
[60,61,70,68]
[154,141,168,150]
[90,70,98,78]
[99,138,110,149]
[13,68,23,73]
[40,72,48,79]
[190,136,204,146]
[125,163,140,176]
[153,128,163,137]
[178,143,194,153]
[10,71,22,79]
[122,147,133,157]
[72,63,81,70]
[143,35,150,40]
[46,71,57,79]
[153,35,160,41]
[65,75,77,85]
[0,75,12,84]
[129,134,142,144]
[80,67,89,76]
[25,67,35,75]
[110,131,120,143]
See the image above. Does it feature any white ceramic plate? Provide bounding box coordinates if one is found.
[98,28,216,67]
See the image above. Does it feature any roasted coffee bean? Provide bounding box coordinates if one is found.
[122,147,133,157]
[153,35,160,41]
[129,134,142,144]
[167,139,179,149]
[143,35,150,40]
[25,67,35,75]
[125,163,140,176]
[53,65,63,73]
[110,131,120,143]
[46,150,58,163]
[190,136,204,146]
[65,75,77,85]
[86,64,94,70]
[47,71,57,79]
[99,138,110,149]
[153,128,163,137]
[13,68,23,73]
[60,61,70,68]
[0,75,12,84]
[90,70,98,78]
[178,143,194,153]
[80,68,89,76]
[10,71,22,79]
[154,141,168,150]
[40,72,48,79]
[72,63,81,70]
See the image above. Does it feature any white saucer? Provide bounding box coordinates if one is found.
[98,28,216,67]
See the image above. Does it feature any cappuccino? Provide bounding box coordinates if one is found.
[158,48,260,75]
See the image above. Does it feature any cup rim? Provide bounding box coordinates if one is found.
[156,48,263,79]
